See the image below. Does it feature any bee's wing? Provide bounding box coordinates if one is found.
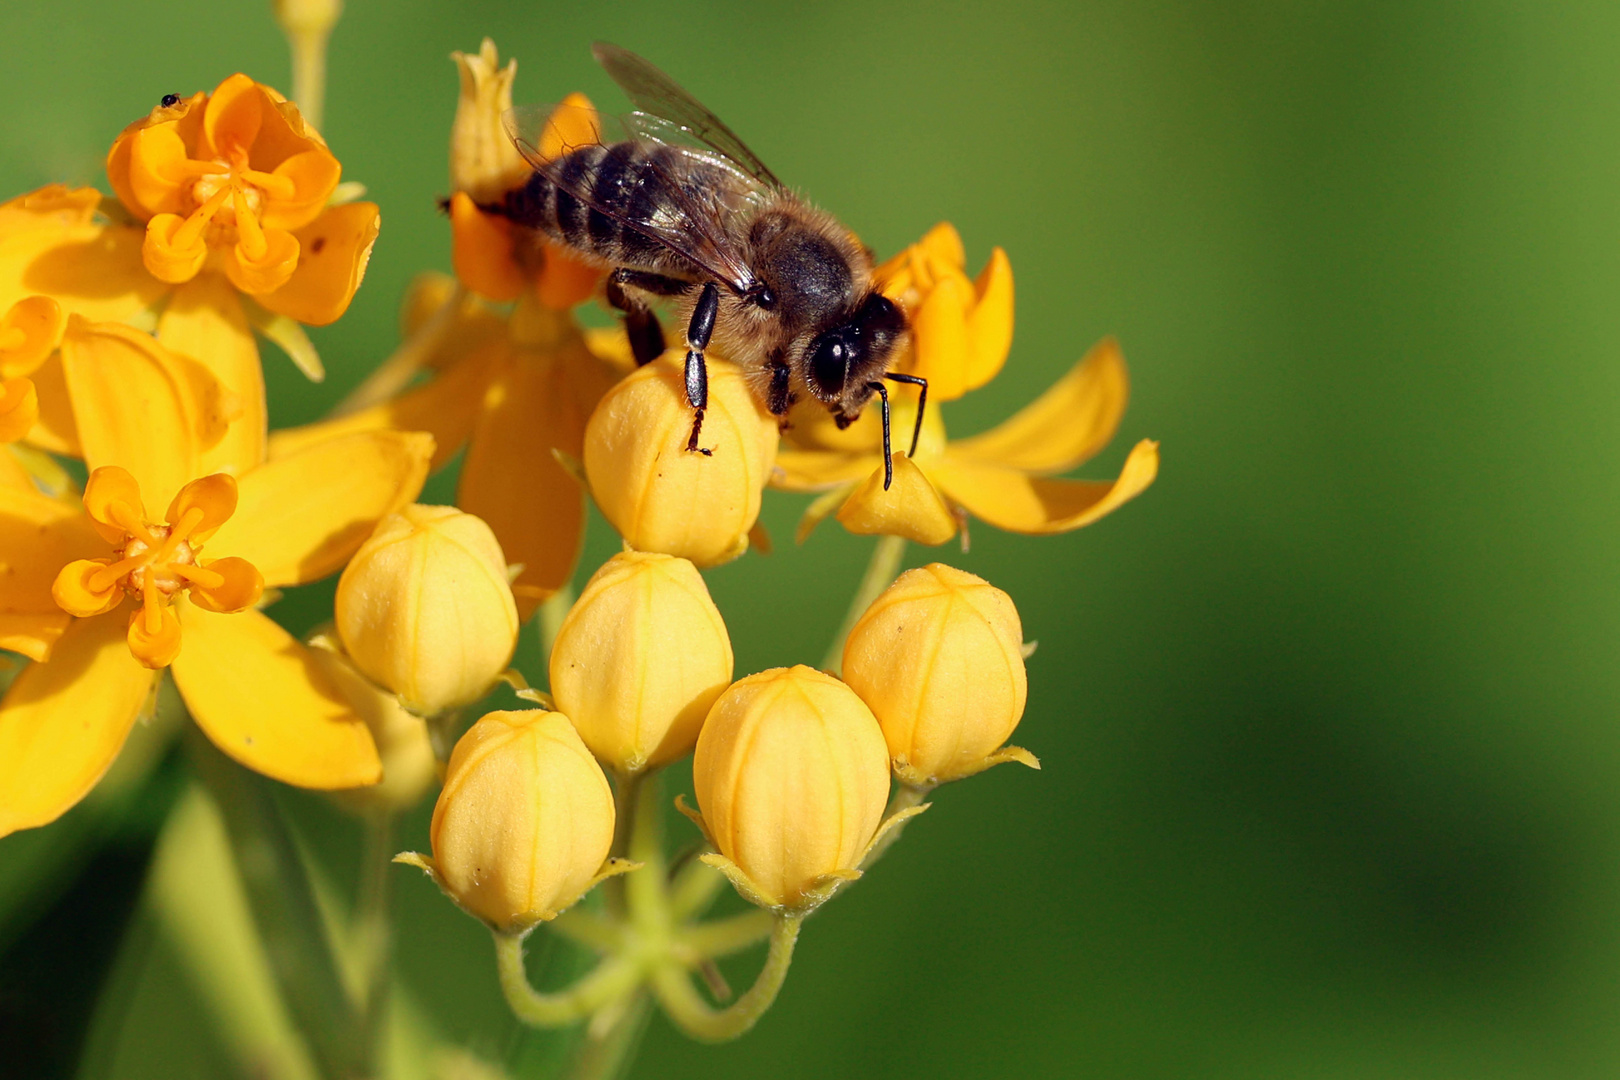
[592,41,785,190]
[505,103,764,293]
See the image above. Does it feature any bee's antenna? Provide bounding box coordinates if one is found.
[885,372,928,459]
[868,381,894,491]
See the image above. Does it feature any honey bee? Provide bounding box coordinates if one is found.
[493,42,925,487]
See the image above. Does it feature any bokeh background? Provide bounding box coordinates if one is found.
[4,1,1619,1077]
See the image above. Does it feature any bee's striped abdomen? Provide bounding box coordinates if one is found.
[501,141,713,278]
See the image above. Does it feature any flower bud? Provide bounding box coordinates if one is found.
[405,710,616,930]
[693,666,889,909]
[550,551,733,774]
[841,564,1035,785]
[583,354,778,567]
[335,505,519,715]
[311,642,438,813]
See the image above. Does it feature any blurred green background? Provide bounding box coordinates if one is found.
[4,0,1620,1077]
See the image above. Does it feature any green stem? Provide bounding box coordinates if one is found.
[567,991,653,1080]
[821,533,908,673]
[187,731,363,1080]
[494,934,642,1027]
[604,772,644,917]
[651,916,803,1042]
[861,783,932,870]
[329,284,464,417]
[667,855,727,922]
[354,811,394,1073]
[675,909,775,960]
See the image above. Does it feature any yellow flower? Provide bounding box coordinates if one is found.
[0,320,432,837]
[0,78,379,477]
[549,551,734,774]
[399,709,621,931]
[777,335,1159,545]
[584,354,779,567]
[877,221,1014,402]
[270,55,621,618]
[842,564,1038,786]
[692,666,889,910]
[335,505,520,715]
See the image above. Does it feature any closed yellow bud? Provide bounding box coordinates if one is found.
[550,551,733,774]
[842,564,1034,786]
[335,505,519,715]
[583,354,778,567]
[413,710,617,931]
[693,666,889,909]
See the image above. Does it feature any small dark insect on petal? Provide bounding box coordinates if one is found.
[160,93,181,107]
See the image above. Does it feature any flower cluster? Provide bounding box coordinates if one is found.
[0,19,1160,1073]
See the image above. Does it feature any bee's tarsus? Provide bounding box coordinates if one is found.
[885,372,928,458]
[686,408,711,455]
[868,380,894,491]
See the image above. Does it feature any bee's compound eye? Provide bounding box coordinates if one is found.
[808,333,855,399]
[160,93,181,107]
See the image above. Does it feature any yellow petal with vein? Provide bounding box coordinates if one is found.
[172,604,380,789]
[931,439,1159,534]
[0,611,71,661]
[0,221,163,322]
[835,455,957,545]
[771,448,883,492]
[460,336,613,618]
[59,318,204,513]
[0,483,105,614]
[0,445,35,492]
[0,613,155,837]
[949,338,1129,474]
[210,430,432,586]
[266,339,496,471]
[906,272,972,401]
[158,275,266,475]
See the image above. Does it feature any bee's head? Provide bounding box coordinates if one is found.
[802,292,908,414]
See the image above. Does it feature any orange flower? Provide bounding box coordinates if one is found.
[105,74,375,318]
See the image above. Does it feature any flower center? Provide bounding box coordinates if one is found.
[87,502,220,610]
[169,145,294,258]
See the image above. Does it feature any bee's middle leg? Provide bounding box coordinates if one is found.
[683,282,720,455]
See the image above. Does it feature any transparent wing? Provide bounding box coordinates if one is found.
[504,102,762,292]
[592,41,785,190]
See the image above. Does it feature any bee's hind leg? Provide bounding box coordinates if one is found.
[682,282,720,455]
[605,272,667,366]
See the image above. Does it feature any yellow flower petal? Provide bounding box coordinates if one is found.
[460,335,614,617]
[21,352,77,456]
[0,483,106,614]
[0,611,72,661]
[59,318,205,513]
[930,438,1160,534]
[266,339,496,471]
[916,221,966,269]
[172,603,380,789]
[0,377,38,442]
[0,445,36,492]
[52,559,123,618]
[0,185,102,234]
[0,612,156,838]
[534,242,604,310]
[0,219,162,323]
[157,275,266,476]
[0,296,65,378]
[948,338,1129,474]
[166,472,237,542]
[835,455,957,545]
[253,202,380,327]
[906,271,973,401]
[126,599,182,669]
[963,247,1013,392]
[771,448,883,492]
[209,430,432,587]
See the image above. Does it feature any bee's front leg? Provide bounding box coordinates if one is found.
[683,281,720,455]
